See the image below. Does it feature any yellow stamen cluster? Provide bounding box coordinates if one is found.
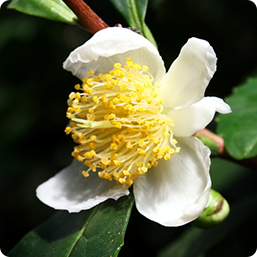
[65,58,180,186]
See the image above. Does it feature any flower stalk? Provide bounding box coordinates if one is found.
[63,0,109,34]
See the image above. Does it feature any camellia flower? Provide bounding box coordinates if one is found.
[36,27,231,226]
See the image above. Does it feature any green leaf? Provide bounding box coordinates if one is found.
[109,0,157,47]
[217,77,257,160]
[8,0,82,27]
[8,195,134,257]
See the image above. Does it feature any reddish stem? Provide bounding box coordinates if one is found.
[63,0,109,34]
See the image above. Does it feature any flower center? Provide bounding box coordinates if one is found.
[65,58,180,186]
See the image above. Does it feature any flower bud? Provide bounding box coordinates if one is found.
[196,135,219,156]
[194,189,230,229]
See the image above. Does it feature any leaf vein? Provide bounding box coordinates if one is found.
[66,205,101,256]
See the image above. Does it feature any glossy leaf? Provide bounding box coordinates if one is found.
[8,0,82,27]
[8,195,134,257]
[109,0,157,46]
[217,77,257,160]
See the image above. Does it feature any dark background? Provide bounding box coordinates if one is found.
[0,0,257,256]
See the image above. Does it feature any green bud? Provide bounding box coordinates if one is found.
[196,135,219,156]
[193,189,230,229]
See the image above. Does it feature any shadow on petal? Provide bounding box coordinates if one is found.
[36,160,130,212]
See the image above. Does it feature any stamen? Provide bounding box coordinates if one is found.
[65,58,179,186]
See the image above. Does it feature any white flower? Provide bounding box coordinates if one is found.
[36,27,231,226]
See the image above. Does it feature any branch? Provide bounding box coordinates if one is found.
[195,129,257,170]
[63,0,109,34]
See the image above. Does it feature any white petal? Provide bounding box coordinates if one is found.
[167,97,231,137]
[133,136,211,226]
[63,27,165,83]
[36,160,129,212]
[159,37,217,109]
